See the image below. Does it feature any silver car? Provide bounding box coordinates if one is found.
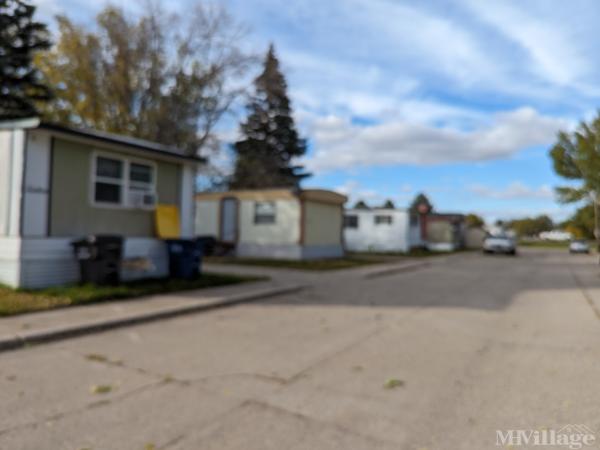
[569,239,590,254]
[483,235,517,255]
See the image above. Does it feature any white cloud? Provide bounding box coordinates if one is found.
[331,179,413,207]
[333,180,383,204]
[281,47,419,120]
[464,1,588,87]
[305,107,568,172]
[467,181,554,200]
[478,206,573,224]
[333,180,360,197]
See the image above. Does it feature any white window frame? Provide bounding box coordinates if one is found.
[254,201,277,224]
[90,151,158,210]
[374,214,393,225]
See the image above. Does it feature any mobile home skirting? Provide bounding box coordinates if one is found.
[236,243,344,260]
[0,237,170,289]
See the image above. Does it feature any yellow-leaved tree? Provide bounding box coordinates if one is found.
[36,2,253,157]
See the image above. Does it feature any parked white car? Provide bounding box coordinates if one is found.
[569,240,590,254]
[483,235,517,255]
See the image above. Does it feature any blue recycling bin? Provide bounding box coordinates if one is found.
[164,239,203,279]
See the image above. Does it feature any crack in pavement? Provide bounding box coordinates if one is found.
[568,267,600,322]
[191,398,402,448]
[0,380,161,437]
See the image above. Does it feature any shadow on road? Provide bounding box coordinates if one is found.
[257,248,600,311]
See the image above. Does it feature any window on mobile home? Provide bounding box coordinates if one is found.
[254,201,276,224]
[344,215,359,228]
[374,215,393,225]
[94,156,124,205]
[92,154,156,208]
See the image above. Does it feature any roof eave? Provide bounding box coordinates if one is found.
[0,117,41,130]
[38,122,206,164]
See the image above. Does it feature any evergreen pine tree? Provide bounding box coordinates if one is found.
[230,44,310,189]
[0,0,51,119]
[410,193,433,214]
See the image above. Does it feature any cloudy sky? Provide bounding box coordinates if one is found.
[36,0,600,222]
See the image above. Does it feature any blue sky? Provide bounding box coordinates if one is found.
[36,0,600,222]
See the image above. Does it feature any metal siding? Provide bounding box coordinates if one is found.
[6,130,25,237]
[0,131,12,235]
[344,209,411,253]
[195,200,219,236]
[220,198,238,243]
[18,237,169,288]
[0,237,21,287]
[120,238,169,281]
[22,130,51,236]
[304,201,344,246]
[179,164,196,238]
[236,243,304,260]
[238,199,300,245]
[49,138,181,237]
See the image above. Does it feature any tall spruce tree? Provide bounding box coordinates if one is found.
[0,0,51,119]
[230,44,310,189]
[354,200,370,210]
[381,199,395,209]
[410,193,433,214]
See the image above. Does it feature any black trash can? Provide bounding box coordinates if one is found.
[196,236,216,256]
[71,235,124,285]
[165,239,203,280]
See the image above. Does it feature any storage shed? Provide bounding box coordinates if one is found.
[195,189,347,260]
[423,213,466,252]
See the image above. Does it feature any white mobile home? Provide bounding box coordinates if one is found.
[196,189,347,260]
[343,208,422,253]
[0,119,201,288]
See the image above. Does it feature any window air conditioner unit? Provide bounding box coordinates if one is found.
[129,191,157,208]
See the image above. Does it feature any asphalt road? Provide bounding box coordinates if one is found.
[2,248,600,450]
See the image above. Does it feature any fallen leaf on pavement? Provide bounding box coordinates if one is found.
[383,378,405,389]
[90,384,113,394]
[85,354,108,363]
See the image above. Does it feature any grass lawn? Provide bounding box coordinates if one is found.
[205,255,389,271]
[205,248,462,271]
[349,248,474,259]
[518,240,572,248]
[0,272,264,317]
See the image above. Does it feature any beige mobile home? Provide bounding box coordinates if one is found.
[0,118,202,288]
[195,189,347,260]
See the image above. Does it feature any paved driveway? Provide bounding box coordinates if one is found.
[1,249,600,449]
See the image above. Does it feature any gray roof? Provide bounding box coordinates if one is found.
[39,122,205,164]
[0,118,205,164]
[345,208,409,213]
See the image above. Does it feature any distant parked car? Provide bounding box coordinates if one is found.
[569,239,590,254]
[483,235,517,255]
